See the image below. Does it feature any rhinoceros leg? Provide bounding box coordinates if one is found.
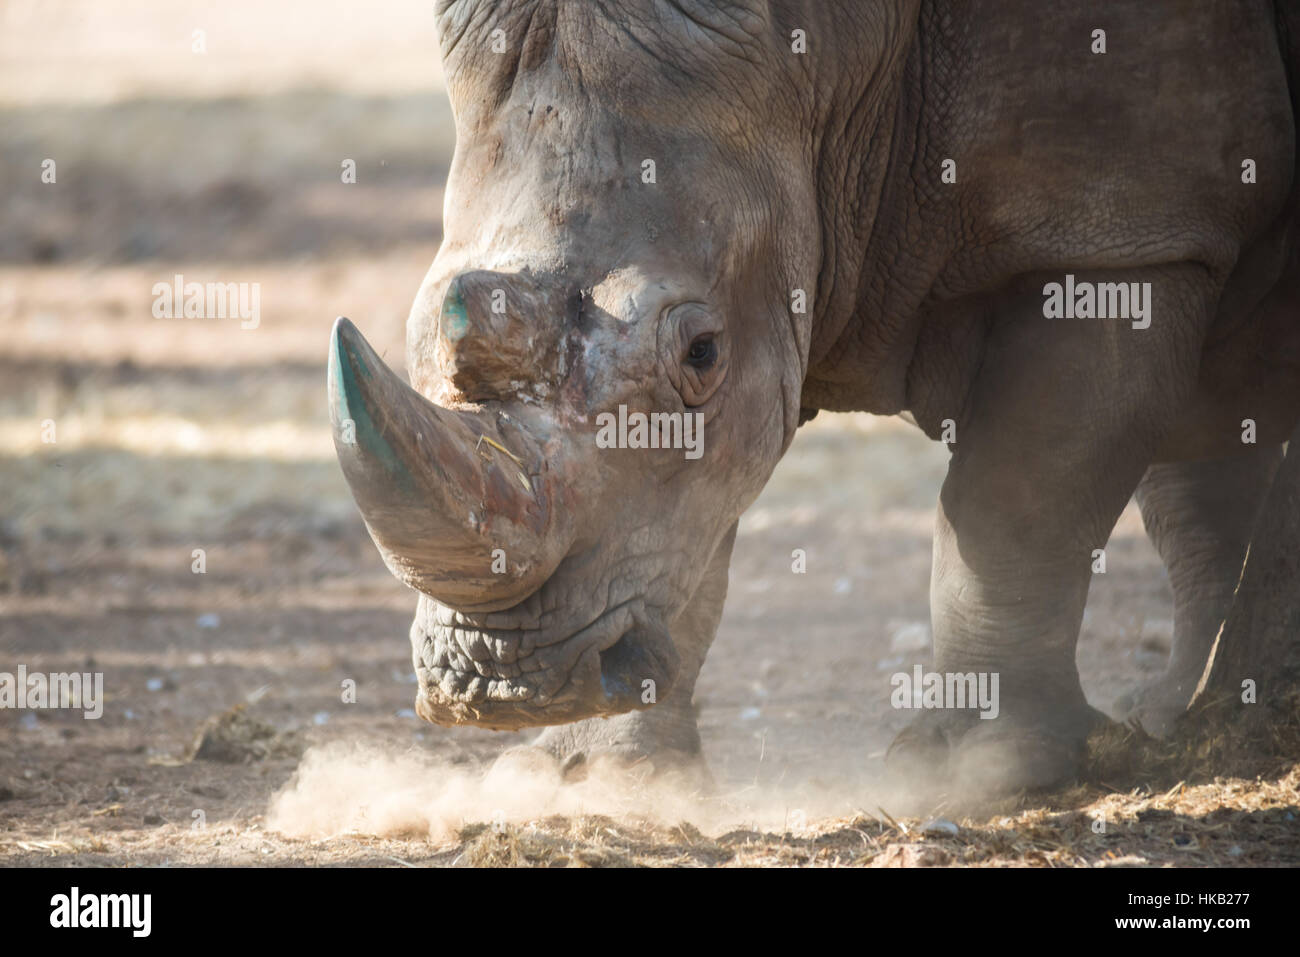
[1115,445,1283,735]
[495,523,737,789]
[888,265,1218,796]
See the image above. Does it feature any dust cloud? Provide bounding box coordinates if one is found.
[266,740,892,841]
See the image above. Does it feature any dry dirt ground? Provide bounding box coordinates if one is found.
[1,0,1297,867]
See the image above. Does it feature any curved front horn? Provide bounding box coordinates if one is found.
[328,317,572,611]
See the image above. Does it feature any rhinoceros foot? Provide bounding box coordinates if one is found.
[1112,675,1199,739]
[885,702,1109,801]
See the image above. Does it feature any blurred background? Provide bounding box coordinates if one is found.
[0,0,1176,861]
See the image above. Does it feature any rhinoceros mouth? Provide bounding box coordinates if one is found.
[410,596,680,730]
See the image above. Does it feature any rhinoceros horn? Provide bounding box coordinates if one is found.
[328,316,572,612]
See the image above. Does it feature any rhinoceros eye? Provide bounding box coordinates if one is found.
[663,302,726,407]
[685,335,717,370]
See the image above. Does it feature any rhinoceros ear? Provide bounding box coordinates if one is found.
[328,316,574,611]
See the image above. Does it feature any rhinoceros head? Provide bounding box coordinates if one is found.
[329,0,820,729]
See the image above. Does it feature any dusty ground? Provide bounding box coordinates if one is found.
[1,0,1297,867]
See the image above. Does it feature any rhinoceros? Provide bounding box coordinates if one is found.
[328,0,1300,796]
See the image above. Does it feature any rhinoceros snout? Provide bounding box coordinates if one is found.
[409,596,679,730]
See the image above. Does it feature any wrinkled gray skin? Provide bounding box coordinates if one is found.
[330,0,1300,796]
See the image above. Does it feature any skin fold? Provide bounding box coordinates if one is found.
[331,0,1300,796]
